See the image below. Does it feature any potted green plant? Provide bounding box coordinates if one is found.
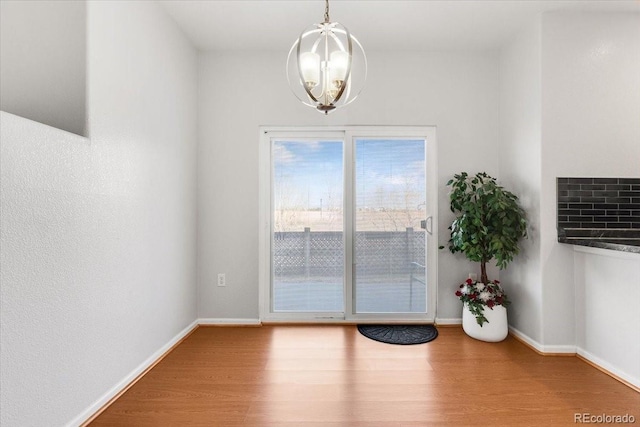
[446,172,527,342]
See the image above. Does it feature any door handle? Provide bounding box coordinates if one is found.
[422,216,433,234]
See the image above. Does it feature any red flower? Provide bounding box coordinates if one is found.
[496,296,503,304]
[487,300,495,308]
[470,293,478,300]
[466,278,473,284]
[455,291,462,297]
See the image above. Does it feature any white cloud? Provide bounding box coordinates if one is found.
[273,144,296,164]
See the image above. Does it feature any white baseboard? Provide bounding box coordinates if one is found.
[198,318,261,325]
[508,326,576,354]
[67,319,199,427]
[577,347,640,390]
[435,317,462,325]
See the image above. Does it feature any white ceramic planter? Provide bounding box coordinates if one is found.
[462,303,508,342]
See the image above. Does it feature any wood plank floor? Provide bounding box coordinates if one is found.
[89,325,639,426]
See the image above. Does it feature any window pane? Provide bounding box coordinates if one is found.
[272,140,344,312]
[354,139,426,313]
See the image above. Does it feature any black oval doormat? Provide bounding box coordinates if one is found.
[357,324,438,345]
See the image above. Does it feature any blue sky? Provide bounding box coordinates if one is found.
[273,139,425,209]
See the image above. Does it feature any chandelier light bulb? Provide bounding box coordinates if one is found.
[300,52,320,89]
[329,51,348,85]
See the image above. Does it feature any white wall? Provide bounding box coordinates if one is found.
[0,1,198,426]
[574,247,640,388]
[198,50,500,321]
[498,11,640,351]
[0,0,86,136]
[498,19,543,342]
[540,12,640,345]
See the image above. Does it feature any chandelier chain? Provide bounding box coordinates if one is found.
[324,0,330,23]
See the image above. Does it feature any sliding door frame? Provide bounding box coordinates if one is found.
[259,126,438,323]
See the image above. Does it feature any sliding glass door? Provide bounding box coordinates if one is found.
[271,138,344,313]
[259,127,437,322]
[353,138,427,314]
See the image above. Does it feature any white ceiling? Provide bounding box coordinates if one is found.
[159,0,638,52]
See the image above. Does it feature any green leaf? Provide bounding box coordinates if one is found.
[445,171,528,272]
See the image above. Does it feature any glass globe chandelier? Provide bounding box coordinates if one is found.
[286,0,367,114]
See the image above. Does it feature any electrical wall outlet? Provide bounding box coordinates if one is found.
[468,273,477,281]
[217,273,226,287]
